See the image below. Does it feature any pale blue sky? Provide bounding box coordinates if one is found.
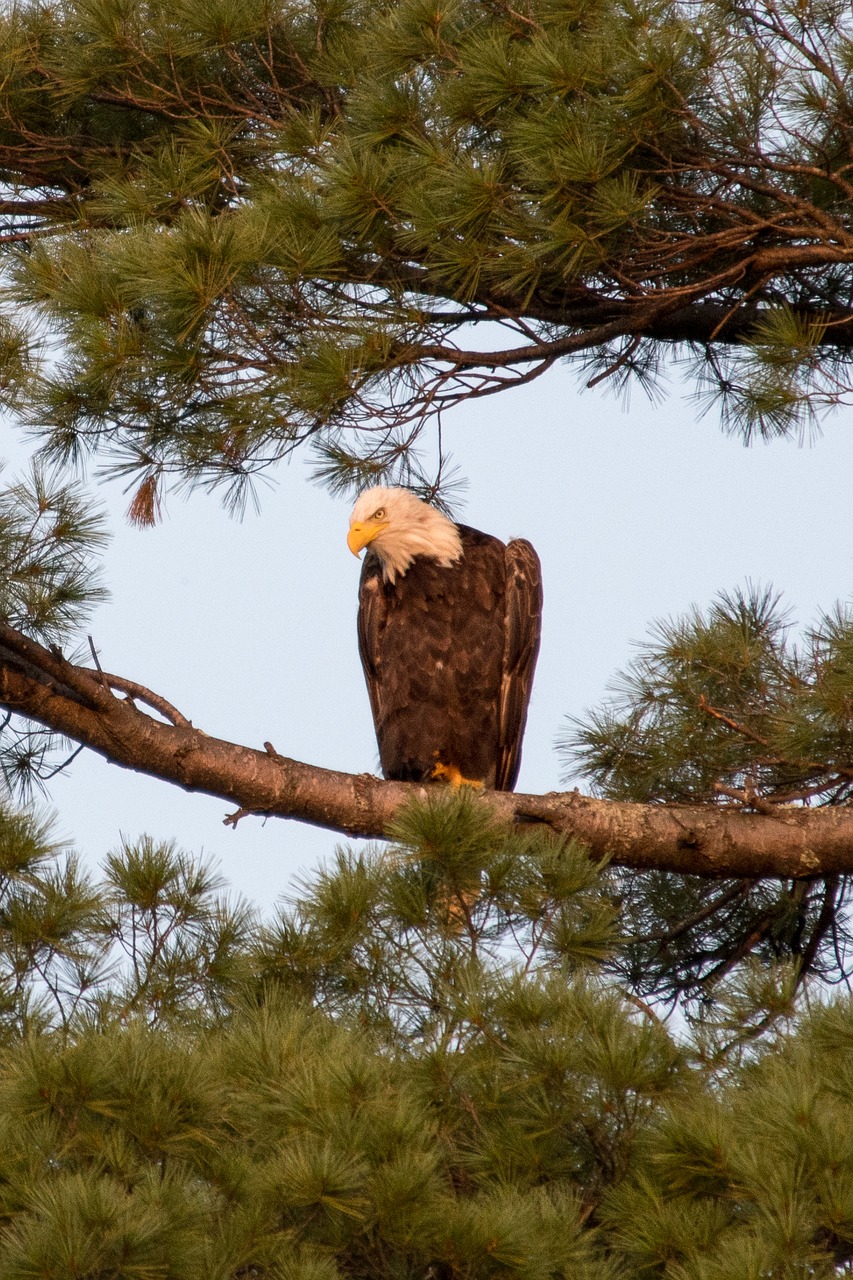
[4,367,853,909]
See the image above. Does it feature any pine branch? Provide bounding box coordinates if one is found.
[3,618,853,879]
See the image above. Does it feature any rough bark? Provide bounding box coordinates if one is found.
[1,619,852,879]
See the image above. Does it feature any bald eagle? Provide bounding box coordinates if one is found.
[347,487,542,790]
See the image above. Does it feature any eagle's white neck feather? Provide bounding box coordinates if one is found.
[351,486,463,584]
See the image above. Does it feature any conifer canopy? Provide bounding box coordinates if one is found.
[0,795,850,1277]
[0,0,852,1022]
[0,2,852,1259]
[0,0,851,503]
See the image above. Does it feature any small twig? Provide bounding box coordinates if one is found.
[586,334,642,388]
[40,742,85,780]
[87,635,111,695]
[767,779,841,805]
[698,695,772,747]
[713,782,778,816]
[640,879,752,944]
[264,740,285,761]
[624,992,665,1025]
[796,874,841,982]
[505,4,545,32]
[224,806,257,828]
[92,673,192,728]
[701,913,781,986]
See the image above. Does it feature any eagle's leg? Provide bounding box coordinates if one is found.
[424,759,484,930]
[431,761,485,789]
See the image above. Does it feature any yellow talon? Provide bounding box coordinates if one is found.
[431,762,484,789]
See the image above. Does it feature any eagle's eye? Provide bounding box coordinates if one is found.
[373,508,386,520]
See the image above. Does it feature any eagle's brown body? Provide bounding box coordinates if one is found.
[357,524,542,789]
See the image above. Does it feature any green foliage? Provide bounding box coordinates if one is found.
[0,810,253,1039]
[0,461,107,645]
[0,789,850,1275]
[604,999,853,1277]
[257,791,619,1045]
[0,460,108,798]
[0,805,103,1035]
[0,2,851,1263]
[565,579,853,805]
[565,584,853,1004]
[97,836,258,1026]
[0,0,849,499]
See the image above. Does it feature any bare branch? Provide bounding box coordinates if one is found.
[1,620,853,879]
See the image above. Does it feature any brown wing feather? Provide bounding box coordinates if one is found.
[497,538,543,790]
[356,553,387,733]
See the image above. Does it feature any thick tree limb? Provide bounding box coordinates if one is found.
[1,620,852,879]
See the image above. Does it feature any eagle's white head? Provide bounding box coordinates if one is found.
[347,486,462,584]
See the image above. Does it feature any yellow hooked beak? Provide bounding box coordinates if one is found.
[347,520,388,556]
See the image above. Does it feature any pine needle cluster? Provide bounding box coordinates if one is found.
[0,0,849,499]
[0,789,849,1275]
[257,790,619,1044]
[564,584,853,1005]
[0,461,107,645]
[0,460,108,798]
